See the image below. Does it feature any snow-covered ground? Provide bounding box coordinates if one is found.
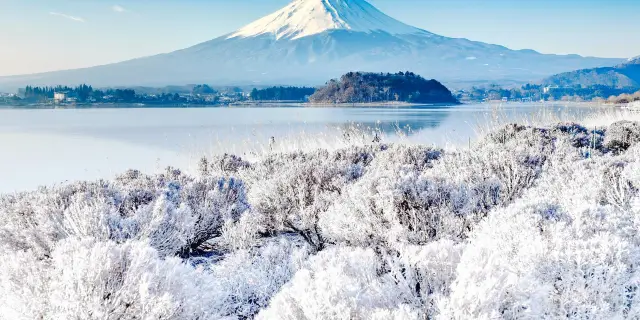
[1,116,640,319]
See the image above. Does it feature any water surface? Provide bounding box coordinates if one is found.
[0,104,604,193]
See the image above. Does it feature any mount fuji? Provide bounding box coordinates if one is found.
[0,0,624,89]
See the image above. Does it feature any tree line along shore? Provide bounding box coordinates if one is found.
[2,71,640,108]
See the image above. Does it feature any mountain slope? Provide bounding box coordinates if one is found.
[0,0,625,89]
[542,56,640,89]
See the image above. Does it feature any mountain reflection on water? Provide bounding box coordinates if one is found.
[331,105,453,137]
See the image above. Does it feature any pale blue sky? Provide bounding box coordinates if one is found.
[1,0,638,76]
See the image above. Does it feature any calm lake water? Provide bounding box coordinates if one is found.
[0,103,606,193]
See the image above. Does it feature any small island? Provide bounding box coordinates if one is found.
[308,71,459,105]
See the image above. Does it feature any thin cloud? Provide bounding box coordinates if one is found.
[49,12,85,23]
[112,5,127,13]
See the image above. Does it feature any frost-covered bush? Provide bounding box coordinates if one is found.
[259,241,463,320]
[199,153,251,176]
[438,136,640,319]
[599,160,639,211]
[240,145,388,251]
[316,145,447,246]
[439,202,640,319]
[0,238,220,320]
[552,122,605,150]
[206,236,310,318]
[0,168,249,257]
[3,120,640,319]
[605,121,640,153]
[321,128,550,246]
[0,236,309,320]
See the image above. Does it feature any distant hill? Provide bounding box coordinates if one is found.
[309,71,458,104]
[542,57,640,89]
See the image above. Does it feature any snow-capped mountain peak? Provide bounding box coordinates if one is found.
[0,0,624,89]
[227,0,428,40]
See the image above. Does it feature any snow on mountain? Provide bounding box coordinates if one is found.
[627,56,640,65]
[228,0,428,40]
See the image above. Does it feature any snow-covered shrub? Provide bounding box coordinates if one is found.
[0,238,220,320]
[599,160,639,211]
[206,236,310,318]
[318,146,447,246]
[367,144,443,173]
[0,247,49,319]
[0,168,249,257]
[321,128,550,246]
[439,202,640,319]
[258,247,421,320]
[399,141,543,239]
[605,120,640,153]
[1,236,309,320]
[485,123,548,145]
[438,207,548,320]
[0,180,120,257]
[199,153,251,176]
[551,122,605,150]
[242,145,387,251]
[438,135,640,319]
[258,241,463,320]
[3,119,640,319]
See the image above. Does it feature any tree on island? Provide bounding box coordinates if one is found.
[309,71,458,104]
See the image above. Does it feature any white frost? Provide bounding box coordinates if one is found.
[227,0,428,40]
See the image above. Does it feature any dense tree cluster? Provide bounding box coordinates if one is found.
[607,90,640,104]
[18,85,213,105]
[457,84,639,102]
[249,86,316,101]
[309,71,458,104]
[23,85,95,102]
[2,111,640,318]
[22,85,141,103]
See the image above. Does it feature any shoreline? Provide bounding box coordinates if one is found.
[230,101,460,108]
[0,101,460,110]
[2,100,635,110]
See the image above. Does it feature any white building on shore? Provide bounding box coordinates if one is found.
[53,92,67,103]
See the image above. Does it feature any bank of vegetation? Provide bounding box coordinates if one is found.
[1,113,640,318]
[3,84,249,108]
[606,90,640,105]
[456,83,639,103]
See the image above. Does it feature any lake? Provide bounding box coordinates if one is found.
[0,103,606,193]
